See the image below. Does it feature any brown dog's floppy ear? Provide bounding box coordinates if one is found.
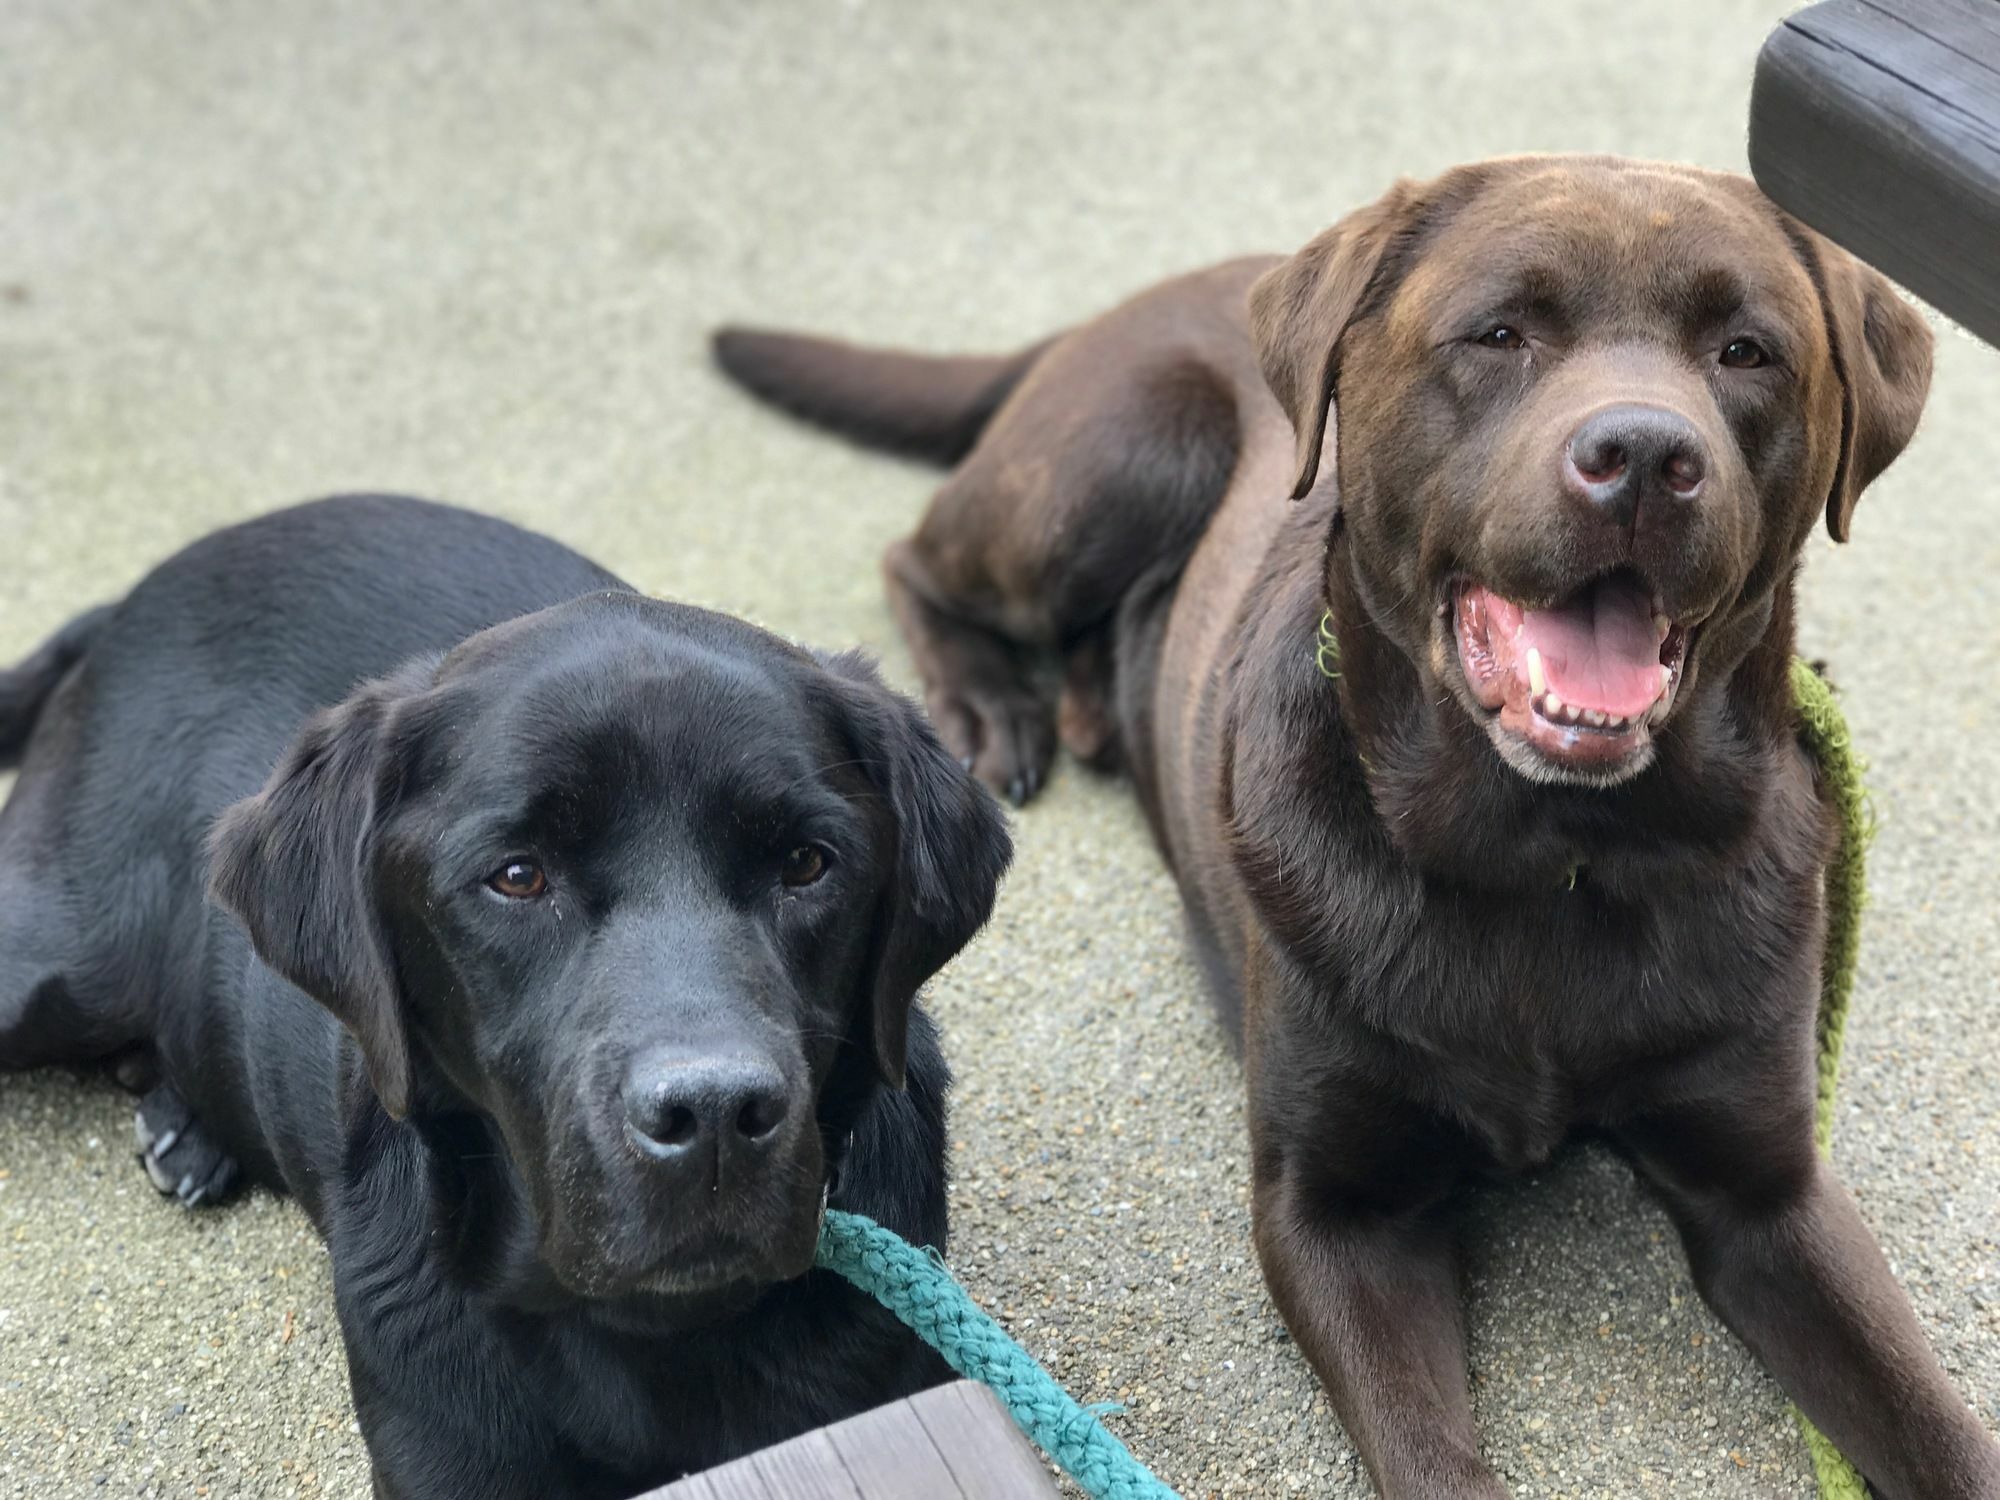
[821,653,1011,1088]
[1249,178,1425,500]
[1801,234,1933,542]
[208,662,432,1119]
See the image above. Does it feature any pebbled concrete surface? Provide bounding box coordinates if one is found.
[1,2,1995,1496]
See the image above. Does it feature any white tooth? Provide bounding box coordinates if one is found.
[1606,714,1628,730]
[1543,692,1564,718]
[1660,664,1674,693]
[1647,697,1669,726]
[1526,648,1547,697]
[1584,708,1607,727]
[1654,613,1671,642]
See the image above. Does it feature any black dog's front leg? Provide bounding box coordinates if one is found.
[1622,1094,2000,1499]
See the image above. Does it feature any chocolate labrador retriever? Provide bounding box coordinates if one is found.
[715,157,2000,1497]
[0,495,1010,1498]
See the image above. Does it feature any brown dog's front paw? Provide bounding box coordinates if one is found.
[929,688,1054,806]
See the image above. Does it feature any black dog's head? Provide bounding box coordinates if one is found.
[210,593,1008,1300]
[1251,155,1932,786]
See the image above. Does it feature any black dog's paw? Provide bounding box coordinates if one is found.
[133,1088,239,1209]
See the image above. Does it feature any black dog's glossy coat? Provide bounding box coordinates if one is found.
[0,495,1011,1499]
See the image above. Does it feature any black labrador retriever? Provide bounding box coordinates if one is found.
[0,494,1010,1499]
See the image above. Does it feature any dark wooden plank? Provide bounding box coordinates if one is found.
[821,1394,967,1496]
[641,1380,1059,1500]
[909,1382,1065,1500]
[1748,0,2000,346]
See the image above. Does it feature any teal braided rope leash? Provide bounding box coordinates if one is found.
[815,1209,1179,1500]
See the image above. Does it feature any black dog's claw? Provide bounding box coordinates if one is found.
[138,1143,177,1195]
[134,1088,239,1211]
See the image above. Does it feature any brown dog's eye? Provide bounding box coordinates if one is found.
[780,845,829,888]
[1720,337,1768,369]
[1476,325,1527,350]
[487,860,547,900]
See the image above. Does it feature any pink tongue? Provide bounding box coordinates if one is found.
[1516,575,1663,719]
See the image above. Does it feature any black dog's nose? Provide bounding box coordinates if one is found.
[622,1051,790,1164]
[1563,404,1707,526]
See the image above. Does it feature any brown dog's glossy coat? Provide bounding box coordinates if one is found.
[716,157,2000,1498]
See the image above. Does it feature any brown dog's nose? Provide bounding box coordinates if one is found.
[1563,405,1707,526]
[622,1050,790,1173]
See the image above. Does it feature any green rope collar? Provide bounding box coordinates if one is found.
[1314,609,1342,681]
[811,658,1868,1500]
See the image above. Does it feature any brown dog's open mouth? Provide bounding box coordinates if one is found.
[1454,569,1689,775]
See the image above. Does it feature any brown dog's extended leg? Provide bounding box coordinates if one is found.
[1257,1196,1505,1497]
[888,354,1241,802]
[1249,1057,1507,1499]
[1621,1096,2000,1499]
[883,276,1254,804]
[884,537,1056,806]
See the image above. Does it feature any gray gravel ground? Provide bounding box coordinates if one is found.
[2,2,1996,1496]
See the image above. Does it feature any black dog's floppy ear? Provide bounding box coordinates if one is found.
[1793,227,1933,543]
[208,660,433,1119]
[822,653,1011,1088]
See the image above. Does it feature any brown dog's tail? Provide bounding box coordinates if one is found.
[711,326,1050,465]
[0,604,112,770]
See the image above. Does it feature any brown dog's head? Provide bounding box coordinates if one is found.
[1251,156,1931,785]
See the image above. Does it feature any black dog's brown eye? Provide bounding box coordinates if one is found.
[487,860,547,899]
[1720,337,1768,369]
[1476,325,1527,350]
[780,846,828,889]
